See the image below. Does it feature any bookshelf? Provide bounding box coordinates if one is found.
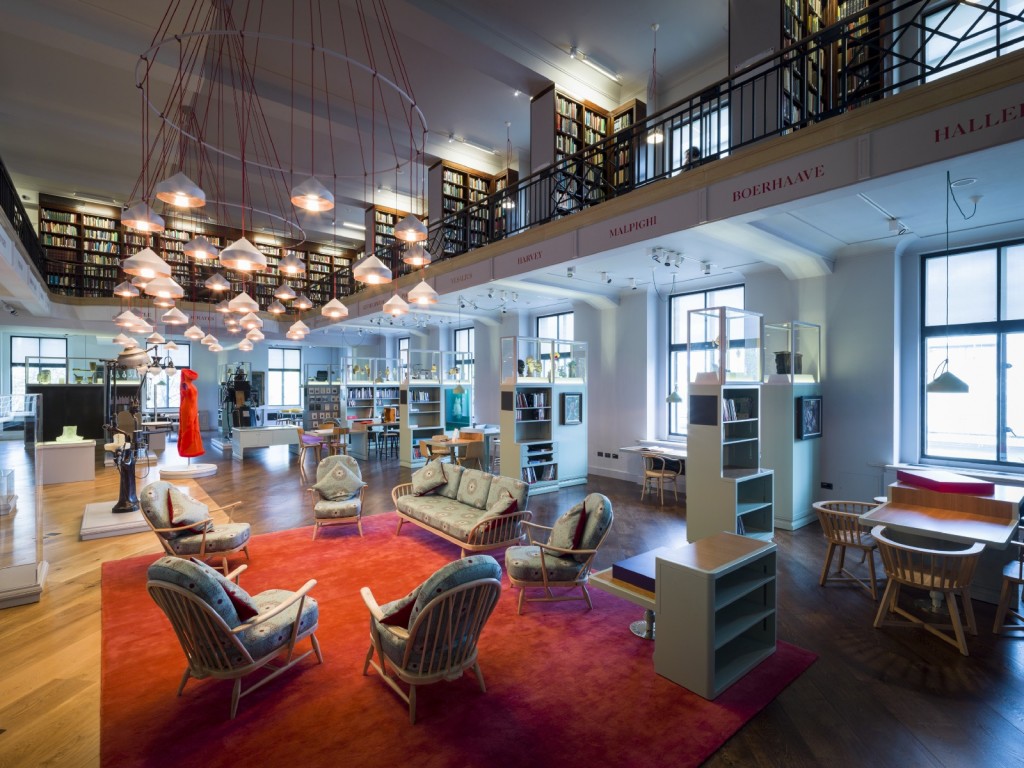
[654,533,777,700]
[837,0,885,109]
[609,99,647,189]
[781,0,827,129]
[400,381,444,468]
[492,168,519,238]
[500,384,558,492]
[427,161,497,256]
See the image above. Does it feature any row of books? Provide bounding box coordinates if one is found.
[722,397,754,422]
[523,464,557,483]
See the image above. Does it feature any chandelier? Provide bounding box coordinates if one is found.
[119,0,430,349]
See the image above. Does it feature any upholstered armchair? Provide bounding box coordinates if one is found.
[139,481,250,574]
[506,493,614,614]
[308,454,366,539]
[361,555,502,723]
[147,556,322,719]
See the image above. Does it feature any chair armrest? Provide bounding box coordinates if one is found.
[148,517,213,534]
[225,563,248,583]
[360,586,385,620]
[522,519,552,545]
[233,580,318,631]
[466,509,533,545]
[208,501,242,521]
[537,542,597,557]
[391,483,415,509]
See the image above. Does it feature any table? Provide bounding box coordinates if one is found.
[313,427,349,455]
[590,567,656,639]
[230,425,299,461]
[426,437,474,463]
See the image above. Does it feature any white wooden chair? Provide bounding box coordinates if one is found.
[813,500,882,600]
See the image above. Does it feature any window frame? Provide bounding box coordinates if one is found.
[267,347,302,407]
[10,335,68,396]
[536,311,574,340]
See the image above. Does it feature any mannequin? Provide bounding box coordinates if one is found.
[178,368,204,458]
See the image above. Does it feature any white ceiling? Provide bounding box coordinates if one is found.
[0,0,1022,336]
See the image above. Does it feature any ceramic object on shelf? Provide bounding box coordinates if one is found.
[55,425,84,443]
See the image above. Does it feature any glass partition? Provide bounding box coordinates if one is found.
[303,363,345,384]
[763,321,821,384]
[687,307,763,385]
[372,358,401,385]
[553,340,587,383]
[406,351,440,383]
[500,337,554,384]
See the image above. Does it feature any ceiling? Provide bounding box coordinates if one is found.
[0,0,1022,337]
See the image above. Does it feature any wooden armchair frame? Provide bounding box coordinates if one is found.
[507,519,610,614]
[143,500,248,574]
[307,484,367,539]
[871,525,984,656]
[147,564,322,719]
[813,500,882,599]
[392,483,532,557]
[993,526,1024,634]
[640,452,682,505]
[361,577,501,724]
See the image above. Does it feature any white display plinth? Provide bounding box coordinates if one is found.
[35,439,97,484]
[80,501,149,540]
[230,426,299,460]
[160,463,218,478]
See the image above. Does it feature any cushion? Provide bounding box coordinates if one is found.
[312,462,365,501]
[189,557,259,620]
[435,463,465,499]
[411,460,448,495]
[235,589,319,662]
[313,497,362,520]
[167,486,211,535]
[396,495,490,543]
[301,434,323,445]
[410,555,502,625]
[147,556,256,628]
[548,500,588,551]
[167,522,251,556]
[140,481,174,529]
[379,590,418,627]
[574,494,614,562]
[456,469,492,509]
[506,545,585,583]
[485,475,529,511]
[488,490,518,517]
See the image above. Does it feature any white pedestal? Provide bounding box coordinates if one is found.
[35,440,97,485]
[230,426,299,460]
[80,501,149,540]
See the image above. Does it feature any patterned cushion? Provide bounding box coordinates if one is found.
[548,500,587,551]
[485,475,529,511]
[167,486,211,535]
[167,522,251,556]
[456,469,492,509]
[313,497,361,520]
[140,481,175,529]
[312,461,365,501]
[488,490,518,516]
[235,589,319,661]
[435,463,464,499]
[506,545,585,583]
[148,556,252,628]
[575,494,614,562]
[189,557,259,620]
[396,495,489,542]
[411,460,448,495]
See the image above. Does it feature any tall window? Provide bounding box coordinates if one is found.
[537,311,574,340]
[924,1,1024,81]
[668,285,745,436]
[11,336,68,395]
[453,327,475,379]
[268,348,301,407]
[636,102,729,183]
[143,343,191,411]
[922,242,1024,466]
[398,337,409,379]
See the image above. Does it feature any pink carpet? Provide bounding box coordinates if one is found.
[101,514,815,767]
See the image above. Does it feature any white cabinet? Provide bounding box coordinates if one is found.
[400,383,443,468]
[654,532,777,700]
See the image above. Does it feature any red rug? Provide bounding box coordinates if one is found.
[101,514,815,768]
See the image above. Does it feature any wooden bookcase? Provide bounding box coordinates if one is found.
[836,0,884,108]
[427,161,498,256]
[609,99,647,190]
[781,0,827,128]
[654,532,777,700]
[492,168,519,238]
[399,381,444,468]
[364,205,409,258]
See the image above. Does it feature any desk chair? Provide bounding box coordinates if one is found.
[993,522,1024,634]
[296,427,323,465]
[813,500,882,600]
[457,440,485,470]
[872,525,984,656]
[640,452,681,505]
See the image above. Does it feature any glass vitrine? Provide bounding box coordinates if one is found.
[687,307,763,385]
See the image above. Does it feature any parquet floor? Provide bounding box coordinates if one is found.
[0,436,1022,767]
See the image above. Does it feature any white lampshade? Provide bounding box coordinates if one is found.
[164,340,179,351]
[114,310,141,328]
[184,235,219,260]
[647,126,665,145]
[286,329,304,340]
[407,279,438,305]
[352,254,392,284]
[290,176,335,212]
[274,282,297,301]
[143,275,184,299]
[201,333,217,346]
[122,248,171,279]
[228,291,259,314]
[268,300,286,315]
[208,342,223,353]
[146,332,165,345]
[131,275,150,290]
[152,296,176,308]
[219,237,267,272]
[121,202,165,233]
[113,280,139,298]
[184,324,205,340]
[161,307,189,325]
[153,172,206,208]
[293,293,313,311]
[383,294,409,316]
[134,320,155,334]
[402,243,432,267]
[204,272,231,292]
[113,332,134,346]
[227,323,242,334]
[321,298,349,319]
[289,319,309,336]
[246,328,265,341]
[214,299,232,314]
[240,312,263,330]
[238,338,254,352]
[278,251,306,275]
[394,213,427,242]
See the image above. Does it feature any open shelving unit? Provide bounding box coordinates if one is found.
[654,532,777,700]
[399,351,443,468]
[428,161,497,256]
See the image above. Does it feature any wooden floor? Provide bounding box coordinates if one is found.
[1,435,1023,767]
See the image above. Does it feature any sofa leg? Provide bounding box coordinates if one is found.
[395,517,404,536]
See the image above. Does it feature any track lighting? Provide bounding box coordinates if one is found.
[567,266,575,278]
[600,271,612,284]
[701,262,712,276]
[630,277,638,291]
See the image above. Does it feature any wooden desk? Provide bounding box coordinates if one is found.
[619,444,687,461]
[426,437,472,462]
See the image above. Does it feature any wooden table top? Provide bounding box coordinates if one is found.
[862,501,1019,548]
[426,437,474,447]
[619,444,687,459]
[590,568,655,609]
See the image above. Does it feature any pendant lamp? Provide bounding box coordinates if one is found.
[394,213,427,243]
[278,252,307,275]
[228,291,259,314]
[240,312,263,330]
[290,176,334,212]
[407,279,438,305]
[143,276,184,299]
[208,342,224,353]
[246,328,265,341]
[204,272,231,292]
[268,300,287,315]
[153,296,176,308]
[402,243,432,267]
[161,307,189,325]
[201,333,217,346]
[274,282,297,301]
[383,294,409,317]
[121,202,165,233]
[153,172,206,208]
[184,324,205,340]
[646,24,664,145]
[219,237,267,272]
[122,248,172,279]
[353,254,392,284]
[321,298,349,318]
[164,340,178,351]
[238,338,254,352]
[184,235,219,260]
[114,280,139,298]
[146,332,166,345]
[293,293,313,311]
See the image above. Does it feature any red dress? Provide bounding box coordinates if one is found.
[178,368,204,458]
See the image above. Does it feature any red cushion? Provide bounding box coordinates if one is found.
[572,507,589,549]
[223,581,259,621]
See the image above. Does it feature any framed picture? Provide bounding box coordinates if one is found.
[561,392,583,425]
[797,395,822,440]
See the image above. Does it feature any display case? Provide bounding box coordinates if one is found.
[553,340,587,383]
[372,357,402,386]
[24,356,104,386]
[1,394,47,609]
[763,321,820,385]
[687,307,763,385]
[406,350,440,383]
[348,357,374,383]
[501,336,554,384]
[442,351,474,431]
[304,363,345,384]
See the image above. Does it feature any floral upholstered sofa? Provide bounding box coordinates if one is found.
[391,460,531,557]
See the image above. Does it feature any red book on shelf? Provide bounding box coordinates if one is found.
[896,468,995,496]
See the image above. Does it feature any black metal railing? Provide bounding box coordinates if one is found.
[0,158,46,277]
[9,0,1024,304]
